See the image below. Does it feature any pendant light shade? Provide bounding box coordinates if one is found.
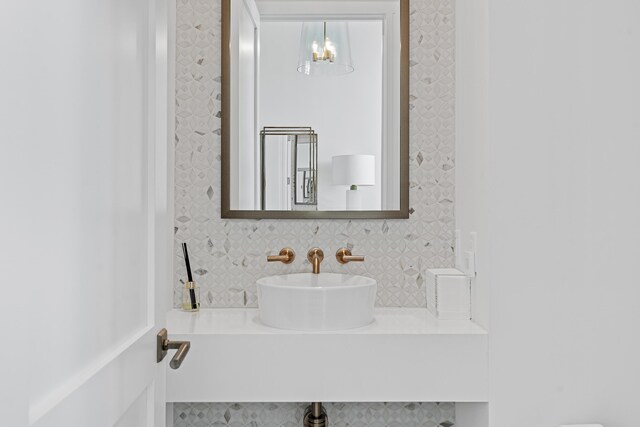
[297,21,354,76]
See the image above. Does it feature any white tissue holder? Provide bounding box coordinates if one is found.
[426,268,471,320]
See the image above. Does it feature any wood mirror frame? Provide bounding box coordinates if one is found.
[221,0,409,219]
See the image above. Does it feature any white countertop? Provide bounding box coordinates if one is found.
[166,307,487,335]
[165,308,489,403]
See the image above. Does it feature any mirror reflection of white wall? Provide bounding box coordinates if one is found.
[230,0,261,210]
[263,135,292,210]
[260,20,383,210]
[228,0,401,213]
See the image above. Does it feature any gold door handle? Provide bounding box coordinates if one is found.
[336,248,365,264]
[157,328,191,370]
[267,247,296,264]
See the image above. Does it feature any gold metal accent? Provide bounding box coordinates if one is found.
[335,248,365,264]
[312,22,336,63]
[182,281,200,311]
[307,248,324,274]
[221,0,410,219]
[260,127,317,209]
[157,328,191,370]
[267,247,296,264]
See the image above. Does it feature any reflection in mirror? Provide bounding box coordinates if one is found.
[261,127,318,211]
[223,0,408,218]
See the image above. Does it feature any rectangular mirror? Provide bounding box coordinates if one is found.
[222,0,408,219]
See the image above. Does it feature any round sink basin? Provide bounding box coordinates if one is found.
[256,273,377,331]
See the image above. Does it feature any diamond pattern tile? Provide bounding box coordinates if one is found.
[173,402,456,427]
[174,0,456,308]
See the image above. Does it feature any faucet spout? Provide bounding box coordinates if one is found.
[307,248,324,275]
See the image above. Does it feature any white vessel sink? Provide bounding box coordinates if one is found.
[256,273,377,331]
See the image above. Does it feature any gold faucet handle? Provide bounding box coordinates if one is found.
[267,247,296,264]
[336,248,365,264]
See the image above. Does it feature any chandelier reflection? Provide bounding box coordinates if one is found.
[297,21,354,76]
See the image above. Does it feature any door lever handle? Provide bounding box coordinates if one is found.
[157,328,191,370]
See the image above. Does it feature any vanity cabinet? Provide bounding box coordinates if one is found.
[166,308,488,403]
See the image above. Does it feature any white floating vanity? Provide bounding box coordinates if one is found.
[166,308,488,403]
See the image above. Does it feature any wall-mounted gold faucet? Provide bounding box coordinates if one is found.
[307,248,324,274]
[267,247,296,264]
[267,247,363,273]
[335,248,365,264]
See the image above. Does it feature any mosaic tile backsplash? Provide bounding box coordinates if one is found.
[174,402,456,427]
[174,0,456,308]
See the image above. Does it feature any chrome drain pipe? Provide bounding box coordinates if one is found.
[303,402,328,427]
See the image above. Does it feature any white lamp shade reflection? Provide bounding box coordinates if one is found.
[332,154,375,210]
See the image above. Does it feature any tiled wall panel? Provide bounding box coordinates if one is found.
[174,402,456,427]
[173,0,456,423]
[174,0,455,308]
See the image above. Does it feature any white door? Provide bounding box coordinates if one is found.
[0,0,176,426]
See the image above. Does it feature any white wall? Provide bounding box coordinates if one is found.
[455,0,489,330]
[231,0,260,210]
[1,5,30,424]
[457,0,640,425]
[259,21,383,210]
[237,1,258,209]
[263,135,291,209]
